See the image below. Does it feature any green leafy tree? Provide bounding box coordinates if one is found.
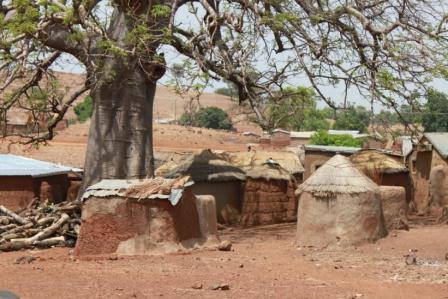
[74,96,93,123]
[333,106,370,133]
[179,107,232,130]
[263,86,330,131]
[422,90,448,132]
[310,130,363,147]
[1,0,447,193]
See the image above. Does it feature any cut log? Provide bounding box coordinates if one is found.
[1,222,34,235]
[34,236,65,248]
[10,213,69,246]
[0,205,28,225]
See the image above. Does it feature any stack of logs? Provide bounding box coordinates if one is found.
[0,201,81,252]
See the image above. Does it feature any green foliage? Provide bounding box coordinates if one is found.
[422,90,448,132]
[179,107,232,130]
[376,110,400,125]
[310,130,363,147]
[333,106,370,133]
[74,96,93,123]
[264,86,330,131]
[214,81,238,98]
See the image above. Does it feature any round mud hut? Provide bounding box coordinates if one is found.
[241,164,297,227]
[349,150,412,204]
[75,177,218,256]
[165,150,246,224]
[296,155,387,247]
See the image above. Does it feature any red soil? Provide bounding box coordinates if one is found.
[0,223,447,298]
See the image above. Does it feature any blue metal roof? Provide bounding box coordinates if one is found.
[424,133,448,159]
[304,145,361,154]
[0,154,73,177]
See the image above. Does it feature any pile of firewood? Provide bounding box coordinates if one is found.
[0,201,81,252]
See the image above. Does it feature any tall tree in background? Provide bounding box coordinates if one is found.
[422,90,448,132]
[333,106,370,133]
[1,1,448,191]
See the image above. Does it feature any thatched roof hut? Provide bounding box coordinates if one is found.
[296,155,387,247]
[349,150,413,204]
[241,163,297,227]
[165,150,245,182]
[164,150,245,224]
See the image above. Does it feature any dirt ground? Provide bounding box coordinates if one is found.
[0,222,447,299]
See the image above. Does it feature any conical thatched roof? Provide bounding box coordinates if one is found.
[349,150,408,174]
[245,164,293,181]
[224,151,304,174]
[297,154,378,196]
[165,150,245,182]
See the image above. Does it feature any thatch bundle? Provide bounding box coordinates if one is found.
[349,150,408,175]
[225,151,304,176]
[245,164,293,181]
[165,150,245,182]
[296,154,378,197]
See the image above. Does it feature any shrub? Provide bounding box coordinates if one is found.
[310,130,363,147]
[179,107,232,130]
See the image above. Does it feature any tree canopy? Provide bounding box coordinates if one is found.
[333,106,370,133]
[422,90,448,132]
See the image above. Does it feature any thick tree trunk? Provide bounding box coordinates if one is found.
[80,5,166,191]
[82,64,157,189]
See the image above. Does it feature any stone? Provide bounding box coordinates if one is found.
[218,240,232,251]
[445,252,448,260]
[209,283,230,291]
[191,283,203,290]
[15,255,36,264]
[405,255,417,266]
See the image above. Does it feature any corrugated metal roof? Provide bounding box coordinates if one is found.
[0,154,74,177]
[304,145,361,154]
[424,133,448,159]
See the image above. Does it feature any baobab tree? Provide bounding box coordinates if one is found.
[1,0,448,191]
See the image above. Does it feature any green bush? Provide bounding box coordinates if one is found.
[179,107,232,130]
[74,96,93,123]
[310,130,363,147]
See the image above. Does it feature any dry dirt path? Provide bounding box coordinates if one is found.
[0,223,447,298]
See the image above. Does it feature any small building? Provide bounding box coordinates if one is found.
[296,155,387,247]
[349,150,413,204]
[303,145,360,179]
[240,164,297,227]
[0,155,75,211]
[75,177,217,256]
[165,150,246,224]
[408,132,448,213]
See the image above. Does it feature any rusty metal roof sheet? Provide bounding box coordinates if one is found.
[82,178,194,206]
